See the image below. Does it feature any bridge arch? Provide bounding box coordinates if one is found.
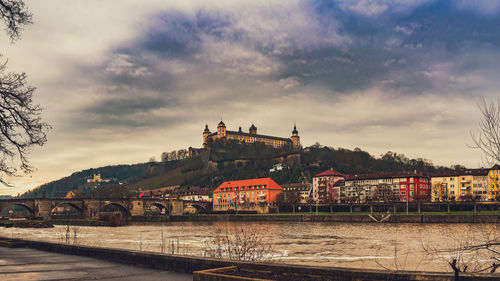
[0,203,34,218]
[101,203,130,219]
[50,203,84,219]
[186,203,208,214]
[146,202,169,215]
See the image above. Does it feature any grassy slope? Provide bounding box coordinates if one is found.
[124,166,202,190]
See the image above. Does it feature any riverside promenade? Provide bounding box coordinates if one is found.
[0,247,192,281]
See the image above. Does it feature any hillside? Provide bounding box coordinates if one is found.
[20,142,457,198]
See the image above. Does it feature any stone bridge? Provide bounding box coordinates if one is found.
[0,198,211,220]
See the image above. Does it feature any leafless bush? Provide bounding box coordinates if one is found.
[56,225,83,245]
[423,224,500,277]
[203,224,274,261]
[137,232,143,251]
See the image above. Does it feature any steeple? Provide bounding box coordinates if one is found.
[203,124,211,148]
[290,123,300,149]
[217,119,227,138]
[249,123,257,134]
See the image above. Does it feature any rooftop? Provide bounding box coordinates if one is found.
[314,169,345,178]
[432,168,489,177]
[209,130,292,142]
[346,171,428,180]
[214,177,283,192]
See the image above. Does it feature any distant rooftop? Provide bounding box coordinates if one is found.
[314,169,344,178]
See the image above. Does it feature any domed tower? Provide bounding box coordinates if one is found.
[203,124,211,148]
[217,120,227,139]
[291,123,300,149]
[249,123,257,135]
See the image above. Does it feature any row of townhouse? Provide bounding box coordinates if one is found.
[311,169,431,204]
[311,164,500,204]
[431,164,500,201]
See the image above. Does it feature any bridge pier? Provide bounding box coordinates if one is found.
[84,200,100,220]
[170,200,185,216]
[130,201,144,217]
[34,199,52,219]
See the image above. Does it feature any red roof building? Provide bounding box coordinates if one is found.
[312,169,345,203]
[213,178,283,213]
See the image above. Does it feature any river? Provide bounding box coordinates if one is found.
[1,222,497,273]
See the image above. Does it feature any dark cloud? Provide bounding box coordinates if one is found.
[75,0,500,131]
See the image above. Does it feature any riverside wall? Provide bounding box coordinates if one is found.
[0,237,498,281]
[167,214,500,223]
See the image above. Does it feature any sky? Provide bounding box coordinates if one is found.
[1,0,499,195]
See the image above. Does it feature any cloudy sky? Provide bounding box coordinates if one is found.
[1,0,499,195]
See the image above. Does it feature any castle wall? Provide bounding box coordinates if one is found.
[203,122,299,149]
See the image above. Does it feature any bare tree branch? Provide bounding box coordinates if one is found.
[0,0,32,42]
[469,98,500,166]
[0,1,49,185]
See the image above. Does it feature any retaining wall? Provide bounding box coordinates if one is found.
[169,214,500,223]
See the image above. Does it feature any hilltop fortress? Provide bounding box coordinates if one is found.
[202,121,300,149]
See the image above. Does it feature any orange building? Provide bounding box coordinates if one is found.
[213,177,283,213]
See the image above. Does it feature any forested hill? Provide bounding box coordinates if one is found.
[20,143,458,198]
[20,162,166,198]
[301,143,455,176]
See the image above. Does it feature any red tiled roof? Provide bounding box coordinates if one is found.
[314,169,345,178]
[213,177,283,193]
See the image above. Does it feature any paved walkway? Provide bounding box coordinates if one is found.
[0,247,192,281]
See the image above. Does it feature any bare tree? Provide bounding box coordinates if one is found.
[423,224,500,279]
[1,0,32,42]
[0,1,49,184]
[203,224,274,261]
[373,184,398,203]
[470,98,500,166]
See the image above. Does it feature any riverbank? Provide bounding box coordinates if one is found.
[0,220,54,228]
[0,236,497,281]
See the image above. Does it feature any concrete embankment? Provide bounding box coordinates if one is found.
[166,213,500,223]
[0,236,498,281]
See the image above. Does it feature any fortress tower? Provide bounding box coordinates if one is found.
[291,124,300,148]
[217,120,227,138]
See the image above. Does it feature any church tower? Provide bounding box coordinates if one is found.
[249,123,257,135]
[291,124,300,149]
[203,124,211,148]
[217,120,227,139]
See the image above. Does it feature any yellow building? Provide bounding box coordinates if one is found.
[203,121,300,149]
[488,164,500,200]
[431,172,460,201]
[431,168,489,201]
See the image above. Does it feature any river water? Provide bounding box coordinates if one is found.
[1,222,497,273]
